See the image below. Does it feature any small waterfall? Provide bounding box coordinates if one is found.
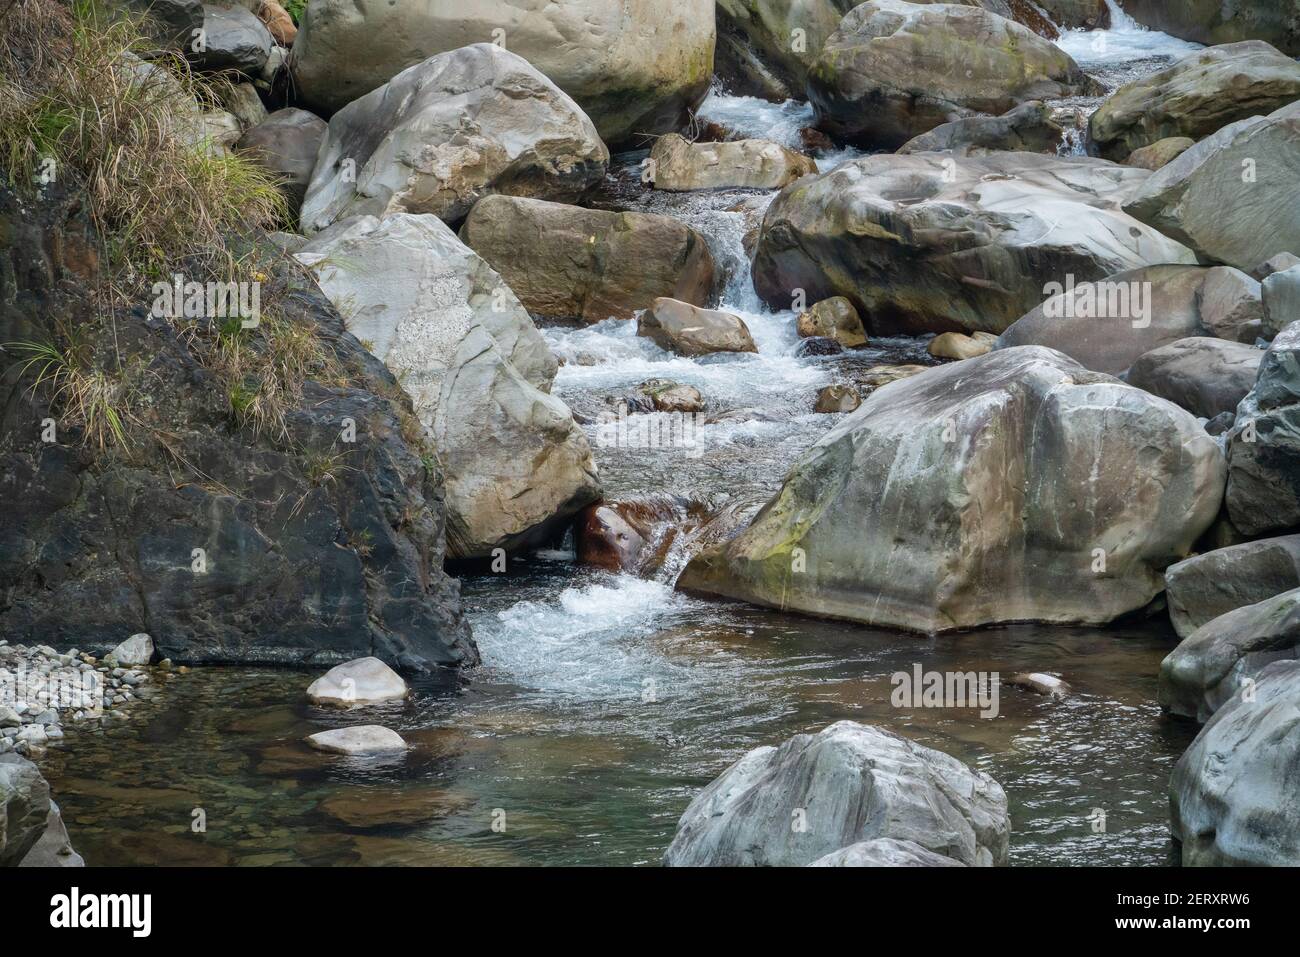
[1102,0,1143,33]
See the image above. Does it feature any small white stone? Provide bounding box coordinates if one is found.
[306,657,408,708]
[305,725,407,755]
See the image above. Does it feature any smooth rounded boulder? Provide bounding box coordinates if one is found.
[663,721,1009,867]
[637,299,758,357]
[996,265,1232,376]
[1196,266,1265,343]
[1160,587,1300,722]
[305,726,408,755]
[649,134,816,191]
[808,838,966,867]
[290,0,715,145]
[299,44,608,233]
[1226,321,1300,536]
[1171,660,1300,865]
[1090,41,1300,160]
[306,656,409,707]
[1123,101,1300,272]
[898,101,1064,156]
[1166,535,1300,639]
[236,108,328,217]
[680,347,1226,633]
[796,297,866,348]
[752,152,1194,335]
[808,0,1097,148]
[194,4,272,76]
[460,195,717,324]
[1125,337,1262,419]
[1125,137,1194,171]
[296,214,600,557]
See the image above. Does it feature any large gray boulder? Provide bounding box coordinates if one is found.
[1125,337,1263,419]
[236,108,328,218]
[663,722,1009,867]
[0,754,49,867]
[195,4,272,76]
[752,152,1194,335]
[1090,41,1300,160]
[1124,0,1300,57]
[681,347,1225,633]
[460,195,717,324]
[1124,101,1300,272]
[807,0,1096,148]
[1171,660,1300,865]
[129,0,205,50]
[296,213,600,557]
[1262,265,1300,339]
[1197,266,1265,344]
[1166,535,1300,639]
[1226,321,1300,536]
[1160,587,1300,722]
[898,101,1063,156]
[290,0,715,146]
[299,44,608,233]
[995,265,1211,376]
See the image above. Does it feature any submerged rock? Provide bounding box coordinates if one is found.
[681,347,1225,633]
[663,721,1009,867]
[1171,660,1300,865]
[752,152,1192,336]
[305,726,408,755]
[1160,587,1300,722]
[307,657,409,708]
[1166,536,1300,639]
[1090,41,1300,159]
[460,196,717,323]
[300,44,608,232]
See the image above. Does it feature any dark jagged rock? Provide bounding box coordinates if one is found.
[0,186,476,673]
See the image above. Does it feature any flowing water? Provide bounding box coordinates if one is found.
[40,17,1209,867]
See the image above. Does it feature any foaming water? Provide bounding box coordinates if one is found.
[1055,3,1201,76]
[695,89,866,172]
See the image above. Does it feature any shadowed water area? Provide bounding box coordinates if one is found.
[37,16,1209,866]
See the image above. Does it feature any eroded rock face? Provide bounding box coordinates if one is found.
[637,299,758,357]
[898,101,1063,155]
[291,0,715,145]
[808,0,1096,148]
[460,195,717,323]
[650,134,816,191]
[996,265,1214,376]
[295,213,599,558]
[0,188,475,672]
[1124,0,1300,57]
[681,347,1225,633]
[300,44,608,232]
[1226,322,1300,536]
[236,108,328,217]
[1090,42,1300,160]
[1125,337,1262,419]
[1160,588,1300,722]
[1167,536,1300,639]
[808,838,966,867]
[1171,660,1300,865]
[1123,101,1300,272]
[0,754,49,866]
[752,152,1193,336]
[663,721,1009,867]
